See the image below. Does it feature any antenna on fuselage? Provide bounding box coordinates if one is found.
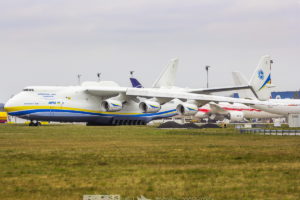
[97,73,101,82]
[77,74,82,85]
[130,71,134,77]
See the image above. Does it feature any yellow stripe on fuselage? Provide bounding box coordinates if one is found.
[5,106,143,115]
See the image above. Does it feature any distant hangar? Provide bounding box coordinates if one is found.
[232,91,300,99]
[272,91,300,99]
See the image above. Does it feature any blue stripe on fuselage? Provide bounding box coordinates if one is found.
[9,108,177,118]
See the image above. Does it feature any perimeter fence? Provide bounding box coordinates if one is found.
[239,129,300,136]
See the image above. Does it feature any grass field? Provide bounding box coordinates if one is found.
[0,124,300,200]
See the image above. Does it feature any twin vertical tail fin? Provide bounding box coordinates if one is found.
[152,58,179,88]
[232,55,274,100]
[130,58,179,89]
[130,78,143,88]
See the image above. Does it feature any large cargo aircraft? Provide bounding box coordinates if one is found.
[4,59,257,126]
[233,55,300,116]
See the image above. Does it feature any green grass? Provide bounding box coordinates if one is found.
[0,124,300,200]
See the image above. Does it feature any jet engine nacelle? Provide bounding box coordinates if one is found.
[227,111,244,122]
[101,99,123,112]
[139,101,161,113]
[176,103,198,116]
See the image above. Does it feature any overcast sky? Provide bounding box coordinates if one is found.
[0,0,300,102]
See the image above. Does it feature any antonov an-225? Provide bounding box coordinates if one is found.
[4,59,256,126]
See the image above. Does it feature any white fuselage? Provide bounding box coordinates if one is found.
[5,83,290,125]
[196,102,282,119]
[4,85,179,125]
[252,99,300,116]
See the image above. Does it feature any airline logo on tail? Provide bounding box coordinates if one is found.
[258,70,264,80]
[258,72,271,91]
[232,55,273,101]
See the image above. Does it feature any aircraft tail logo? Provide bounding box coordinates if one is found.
[258,69,264,80]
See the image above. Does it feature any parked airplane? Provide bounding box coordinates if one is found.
[233,55,300,116]
[4,59,257,126]
[195,102,281,121]
[130,58,282,122]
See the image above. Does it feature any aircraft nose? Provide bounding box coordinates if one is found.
[4,97,17,113]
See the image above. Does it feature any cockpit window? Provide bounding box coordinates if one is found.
[23,88,34,92]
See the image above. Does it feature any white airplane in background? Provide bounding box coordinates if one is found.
[130,56,282,122]
[194,55,283,121]
[233,55,300,116]
[195,102,281,122]
[4,59,256,126]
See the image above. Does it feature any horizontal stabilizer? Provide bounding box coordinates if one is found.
[232,71,256,99]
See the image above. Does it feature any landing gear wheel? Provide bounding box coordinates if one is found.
[29,121,41,126]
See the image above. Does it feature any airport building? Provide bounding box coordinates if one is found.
[232,91,300,99]
[271,91,300,99]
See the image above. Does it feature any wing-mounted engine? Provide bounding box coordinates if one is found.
[101,93,127,112]
[176,102,199,116]
[139,100,161,113]
[101,99,123,112]
[226,111,244,122]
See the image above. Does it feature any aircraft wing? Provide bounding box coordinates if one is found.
[187,85,251,94]
[126,88,257,105]
[85,87,127,97]
[209,103,229,115]
[84,86,260,106]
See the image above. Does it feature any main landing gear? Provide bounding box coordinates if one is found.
[29,120,41,126]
